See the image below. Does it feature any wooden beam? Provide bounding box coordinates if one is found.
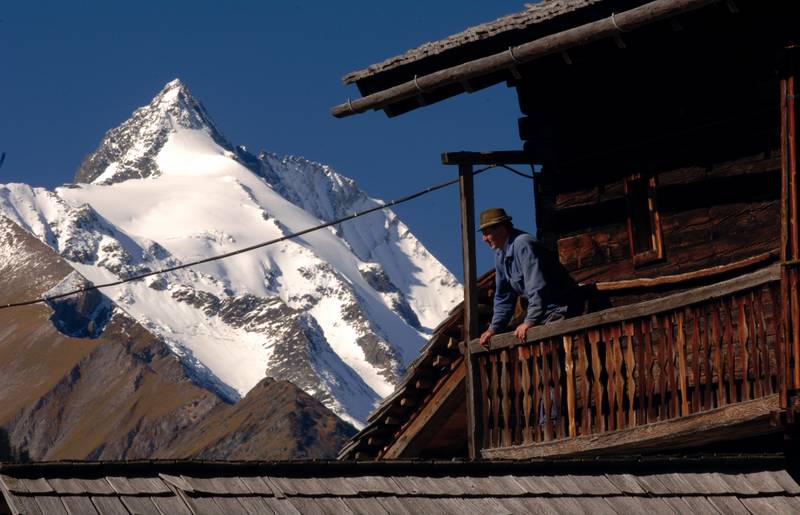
[458,162,482,460]
[441,150,532,166]
[331,0,719,118]
[382,363,466,459]
[481,394,782,459]
[587,251,777,291]
[470,265,780,354]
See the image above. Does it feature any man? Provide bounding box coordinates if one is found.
[478,208,567,347]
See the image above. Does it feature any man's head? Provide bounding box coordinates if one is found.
[479,208,513,250]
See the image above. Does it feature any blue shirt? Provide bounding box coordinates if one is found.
[490,229,559,332]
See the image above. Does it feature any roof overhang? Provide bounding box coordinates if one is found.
[331,0,722,119]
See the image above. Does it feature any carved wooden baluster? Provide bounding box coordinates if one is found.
[675,311,689,418]
[710,306,723,408]
[643,318,656,424]
[532,345,542,442]
[701,306,712,410]
[512,347,522,445]
[489,353,500,447]
[540,341,554,441]
[768,282,787,408]
[564,335,576,438]
[478,355,491,449]
[518,346,533,445]
[746,292,761,399]
[551,341,565,439]
[615,325,626,429]
[662,315,677,419]
[751,290,769,397]
[588,329,604,433]
[754,289,772,395]
[691,308,701,413]
[723,298,737,403]
[654,316,668,420]
[603,327,616,431]
[622,322,636,428]
[500,350,511,447]
[577,332,591,435]
[635,320,646,426]
[737,297,751,402]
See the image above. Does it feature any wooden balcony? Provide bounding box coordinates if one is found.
[466,265,795,459]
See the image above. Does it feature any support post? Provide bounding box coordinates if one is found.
[458,163,482,458]
[780,45,800,411]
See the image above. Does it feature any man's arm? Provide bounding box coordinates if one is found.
[518,240,547,327]
[490,265,516,333]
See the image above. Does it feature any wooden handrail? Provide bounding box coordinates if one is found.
[470,264,780,354]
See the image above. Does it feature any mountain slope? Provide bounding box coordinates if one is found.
[0,215,355,460]
[0,79,462,426]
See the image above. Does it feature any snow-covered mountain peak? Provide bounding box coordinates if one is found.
[74,78,231,186]
[5,80,463,426]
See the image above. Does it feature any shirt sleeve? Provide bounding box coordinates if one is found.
[490,257,517,332]
[518,240,547,326]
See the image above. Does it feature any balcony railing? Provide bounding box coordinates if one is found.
[466,265,791,458]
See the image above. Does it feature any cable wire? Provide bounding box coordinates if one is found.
[0,164,499,310]
[498,163,534,179]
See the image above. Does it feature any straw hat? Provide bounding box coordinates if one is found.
[478,208,512,231]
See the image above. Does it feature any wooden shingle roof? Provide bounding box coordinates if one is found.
[1,456,799,514]
[342,0,608,85]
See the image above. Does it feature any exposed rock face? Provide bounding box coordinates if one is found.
[74,79,233,185]
[0,215,354,460]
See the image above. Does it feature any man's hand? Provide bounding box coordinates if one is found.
[479,328,495,349]
[514,322,532,342]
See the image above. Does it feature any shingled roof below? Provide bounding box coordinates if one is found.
[0,456,798,514]
[343,0,607,84]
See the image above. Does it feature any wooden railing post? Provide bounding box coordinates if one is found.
[457,162,483,458]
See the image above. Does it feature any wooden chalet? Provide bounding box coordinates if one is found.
[334,0,800,461]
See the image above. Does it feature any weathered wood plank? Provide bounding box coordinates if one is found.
[120,496,164,515]
[89,497,129,515]
[61,496,100,515]
[482,394,782,459]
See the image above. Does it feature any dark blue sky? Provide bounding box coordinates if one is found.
[1,1,537,277]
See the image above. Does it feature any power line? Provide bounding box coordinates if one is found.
[0,164,502,310]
